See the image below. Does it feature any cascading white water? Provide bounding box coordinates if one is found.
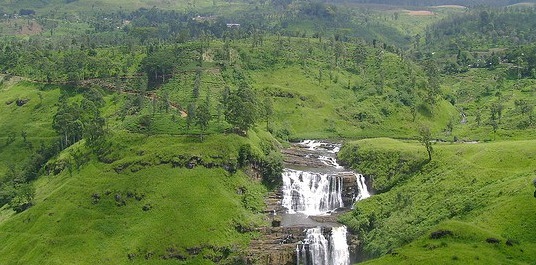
[318,155,344,169]
[355,173,371,200]
[297,226,350,265]
[282,169,343,216]
[284,140,370,265]
[330,226,350,265]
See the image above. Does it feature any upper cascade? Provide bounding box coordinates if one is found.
[282,169,344,216]
[281,140,370,216]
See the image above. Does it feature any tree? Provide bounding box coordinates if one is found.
[261,97,274,131]
[193,68,202,98]
[8,182,35,213]
[261,151,283,189]
[186,103,196,131]
[475,108,482,127]
[423,59,441,109]
[419,126,433,161]
[195,100,211,140]
[140,50,176,89]
[490,102,504,124]
[138,115,153,135]
[53,103,83,150]
[225,85,258,135]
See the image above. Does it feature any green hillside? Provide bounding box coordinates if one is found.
[339,138,536,264]
[1,0,536,264]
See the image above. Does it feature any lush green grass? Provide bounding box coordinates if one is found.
[0,78,59,177]
[339,138,536,264]
[0,74,277,264]
[443,68,536,141]
[0,132,268,264]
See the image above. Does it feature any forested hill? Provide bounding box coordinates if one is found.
[343,0,536,7]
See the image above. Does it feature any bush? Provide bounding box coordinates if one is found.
[430,230,453,239]
[260,151,283,189]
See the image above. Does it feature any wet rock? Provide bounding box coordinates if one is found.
[271,216,282,227]
[245,227,311,265]
[281,148,326,168]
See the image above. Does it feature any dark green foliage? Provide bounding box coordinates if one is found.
[237,143,283,190]
[419,126,433,162]
[237,144,253,168]
[186,103,196,131]
[195,100,211,138]
[224,85,258,135]
[0,142,58,210]
[260,97,274,131]
[338,142,426,193]
[260,151,283,189]
[141,49,177,88]
[7,182,35,213]
[137,115,153,134]
[53,89,106,149]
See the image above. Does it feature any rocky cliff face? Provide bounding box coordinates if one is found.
[340,172,359,209]
[245,227,318,265]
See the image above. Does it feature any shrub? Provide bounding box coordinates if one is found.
[430,230,453,239]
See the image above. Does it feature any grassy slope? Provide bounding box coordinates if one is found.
[339,138,536,264]
[0,79,270,264]
[250,62,457,139]
[0,133,269,264]
[0,78,58,178]
[443,68,536,141]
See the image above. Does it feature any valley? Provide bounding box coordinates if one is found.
[1,0,536,264]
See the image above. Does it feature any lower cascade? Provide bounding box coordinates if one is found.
[297,226,350,265]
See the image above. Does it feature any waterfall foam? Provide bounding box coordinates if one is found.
[282,169,344,216]
[330,226,350,265]
[355,173,371,200]
[282,140,370,265]
[297,226,350,265]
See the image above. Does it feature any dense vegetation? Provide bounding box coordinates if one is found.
[339,139,536,263]
[0,0,535,264]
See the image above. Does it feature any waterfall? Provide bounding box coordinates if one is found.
[283,140,368,265]
[297,226,350,265]
[355,173,371,200]
[282,169,344,216]
[330,226,350,265]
